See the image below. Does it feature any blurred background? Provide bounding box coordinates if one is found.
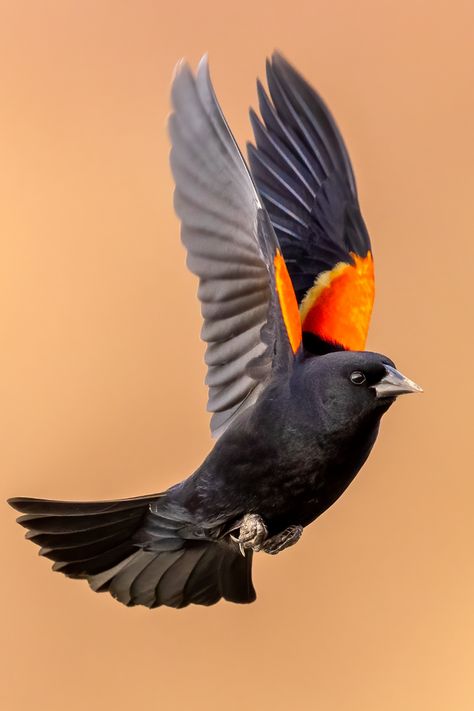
[1,1,473,709]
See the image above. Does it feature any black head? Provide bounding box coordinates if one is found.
[295,350,422,429]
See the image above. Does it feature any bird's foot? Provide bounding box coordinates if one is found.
[260,525,303,555]
[233,513,268,555]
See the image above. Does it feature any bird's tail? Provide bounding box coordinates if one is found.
[8,495,255,609]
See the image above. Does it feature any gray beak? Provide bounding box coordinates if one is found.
[372,364,423,399]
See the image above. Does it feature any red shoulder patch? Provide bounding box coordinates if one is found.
[274,250,302,354]
[299,251,375,351]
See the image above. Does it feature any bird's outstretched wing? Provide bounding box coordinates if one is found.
[170,57,302,437]
[248,53,375,354]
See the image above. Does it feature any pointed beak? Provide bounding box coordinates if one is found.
[372,364,423,399]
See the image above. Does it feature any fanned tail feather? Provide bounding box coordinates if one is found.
[9,495,256,609]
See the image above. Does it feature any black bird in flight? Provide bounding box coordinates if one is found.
[9,54,421,609]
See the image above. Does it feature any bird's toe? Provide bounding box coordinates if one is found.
[261,524,303,555]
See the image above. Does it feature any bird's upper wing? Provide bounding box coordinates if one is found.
[169,57,302,437]
[248,53,375,354]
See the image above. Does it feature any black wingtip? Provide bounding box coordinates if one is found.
[271,52,310,93]
[271,50,289,68]
[267,51,294,83]
[265,57,273,85]
[249,107,266,137]
[248,106,259,124]
[246,140,258,159]
[256,79,269,114]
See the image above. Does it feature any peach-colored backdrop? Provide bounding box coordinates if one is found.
[1,1,473,709]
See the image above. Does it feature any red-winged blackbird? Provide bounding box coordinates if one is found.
[9,54,421,609]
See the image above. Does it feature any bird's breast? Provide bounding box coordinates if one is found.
[249,420,380,533]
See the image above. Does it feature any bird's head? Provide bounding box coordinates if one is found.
[296,350,422,428]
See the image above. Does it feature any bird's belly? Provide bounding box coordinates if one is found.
[253,466,354,534]
[254,435,378,535]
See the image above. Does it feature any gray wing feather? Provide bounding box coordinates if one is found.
[169,57,293,437]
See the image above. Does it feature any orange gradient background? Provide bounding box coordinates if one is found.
[1,2,473,709]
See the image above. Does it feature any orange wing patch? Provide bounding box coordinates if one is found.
[299,252,375,351]
[274,250,302,354]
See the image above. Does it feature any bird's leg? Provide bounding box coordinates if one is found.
[260,525,303,555]
[234,513,268,555]
[231,515,303,556]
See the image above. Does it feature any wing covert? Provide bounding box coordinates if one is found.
[169,57,301,437]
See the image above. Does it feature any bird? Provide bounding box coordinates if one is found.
[8,53,421,610]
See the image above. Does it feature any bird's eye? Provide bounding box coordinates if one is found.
[350,371,366,385]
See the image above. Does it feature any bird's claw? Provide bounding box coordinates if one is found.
[232,513,268,555]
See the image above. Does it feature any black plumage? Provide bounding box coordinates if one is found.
[8,55,421,609]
